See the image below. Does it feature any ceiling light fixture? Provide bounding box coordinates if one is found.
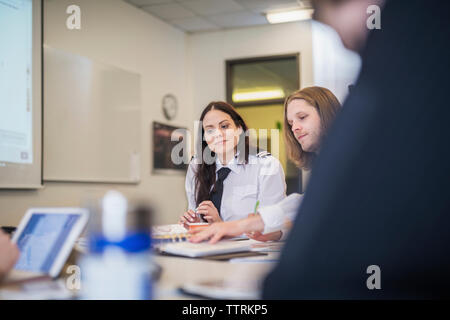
[233,89,285,102]
[266,8,314,24]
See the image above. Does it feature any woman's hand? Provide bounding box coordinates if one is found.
[189,220,244,244]
[178,209,201,229]
[189,214,265,244]
[244,213,282,242]
[245,230,282,242]
[196,201,222,223]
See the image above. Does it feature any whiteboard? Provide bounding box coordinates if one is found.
[43,46,141,183]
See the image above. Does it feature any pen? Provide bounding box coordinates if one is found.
[253,200,260,214]
[195,206,207,222]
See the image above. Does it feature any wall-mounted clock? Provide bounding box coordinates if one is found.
[162,94,178,121]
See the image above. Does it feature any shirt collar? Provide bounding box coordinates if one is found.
[215,151,243,174]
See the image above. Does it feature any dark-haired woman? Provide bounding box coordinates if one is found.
[179,101,286,226]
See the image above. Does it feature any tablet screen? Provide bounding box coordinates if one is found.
[14,213,80,273]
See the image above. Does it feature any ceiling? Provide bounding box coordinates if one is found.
[123,0,313,33]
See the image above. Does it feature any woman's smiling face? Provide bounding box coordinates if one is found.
[203,109,240,157]
[286,99,322,153]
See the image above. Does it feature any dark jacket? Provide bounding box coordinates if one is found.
[263,0,450,299]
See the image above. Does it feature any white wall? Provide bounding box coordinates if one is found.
[311,21,362,104]
[187,21,314,117]
[0,0,193,226]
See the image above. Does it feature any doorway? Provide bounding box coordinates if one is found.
[226,53,302,194]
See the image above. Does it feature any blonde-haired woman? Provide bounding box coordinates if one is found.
[190,86,341,243]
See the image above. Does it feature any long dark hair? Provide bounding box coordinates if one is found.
[194,101,250,207]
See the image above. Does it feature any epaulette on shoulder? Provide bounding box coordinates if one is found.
[256,151,271,158]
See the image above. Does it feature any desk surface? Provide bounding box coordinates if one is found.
[0,240,280,300]
[154,253,276,299]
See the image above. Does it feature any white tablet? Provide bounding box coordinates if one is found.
[11,207,89,278]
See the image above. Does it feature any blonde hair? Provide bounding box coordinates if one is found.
[284,86,341,169]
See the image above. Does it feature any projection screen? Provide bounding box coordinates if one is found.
[0,0,42,189]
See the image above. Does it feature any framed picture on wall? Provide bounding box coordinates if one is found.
[152,122,189,174]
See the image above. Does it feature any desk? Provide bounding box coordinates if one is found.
[0,241,280,300]
[154,254,276,299]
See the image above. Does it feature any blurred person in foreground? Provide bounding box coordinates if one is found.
[263,0,450,299]
[0,231,19,281]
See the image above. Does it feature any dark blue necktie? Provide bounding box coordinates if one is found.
[210,167,232,216]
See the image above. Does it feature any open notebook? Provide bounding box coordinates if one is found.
[159,240,253,258]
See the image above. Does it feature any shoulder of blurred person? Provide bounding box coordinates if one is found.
[263,0,450,299]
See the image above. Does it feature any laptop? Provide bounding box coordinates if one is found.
[4,208,89,284]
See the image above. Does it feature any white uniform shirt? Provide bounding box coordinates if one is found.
[258,170,309,237]
[258,193,303,235]
[185,153,286,222]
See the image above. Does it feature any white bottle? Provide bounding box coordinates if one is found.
[80,191,152,300]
